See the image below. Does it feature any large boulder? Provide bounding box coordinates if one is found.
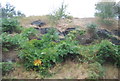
[31,20,46,27]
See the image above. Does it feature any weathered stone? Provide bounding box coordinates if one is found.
[62,28,76,36]
[110,37,120,45]
[31,20,46,27]
[112,29,120,37]
[97,29,112,39]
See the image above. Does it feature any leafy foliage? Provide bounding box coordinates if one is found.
[1,27,37,52]
[96,40,120,67]
[95,2,116,19]
[0,62,14,75]
[0,3,25,18]
[95,2,116,25]
[18,26,120,78]
[87,23,98,29]
[21,27,38,40]
[2,18,22,33]
[18,28,80,76]
[48,2,70,25]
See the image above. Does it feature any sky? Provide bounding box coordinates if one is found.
[1,0,120,18]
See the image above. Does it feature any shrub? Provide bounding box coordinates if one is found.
[86,23,98,39]
[0,62,14,75]
[1,27,37,52]
[2,18,20,33]
[67,30,86,40]
[1,33,19,52]
[21,27,38,40]
[18,28,60,74]
[96,40,120,67]
[87,23,98,29]
[48,2,69,25]
[18,27,119,78]
[41,27,59,42]
[18,28,81,76]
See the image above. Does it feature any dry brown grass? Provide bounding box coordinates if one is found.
[19,15,50,27]
[19,15,118,34]
[48,60,88,79]
[3,60,119,79]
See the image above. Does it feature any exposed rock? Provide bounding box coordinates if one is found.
[110,37,120,45]
[38,28,50,34]
[112,29,120,37]
[31,20,46,27]
[97,29,112,39]
[96,29,120,45]
[62,28,76,36]
[37,27,62,35]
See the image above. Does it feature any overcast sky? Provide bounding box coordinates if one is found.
[1,0,119,18]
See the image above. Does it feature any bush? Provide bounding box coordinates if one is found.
[0,62,14,75]
[96,40,120,67]
[48,2,69,25]
[2,18,20,33]
[1,27,37,52]
[21,27,38,40]
[18,28,81,76]
[67,30,86,41]
[18,27,119,78]
[18,29,60,72]
[1,33,19,52]
[86,23,98,39]
[87,23,98,29]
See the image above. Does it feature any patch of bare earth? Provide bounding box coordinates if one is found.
[48,61,88,79]
[2,64,41,79]
[103,63,119,79]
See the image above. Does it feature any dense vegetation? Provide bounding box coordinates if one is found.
[1,1,120,79]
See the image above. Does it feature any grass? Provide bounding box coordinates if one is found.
[19,15,50,27]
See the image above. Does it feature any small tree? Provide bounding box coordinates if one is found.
[1,3,25,33]
[95,1,116,25]
[49,1,69,25]
[1,3,25,18]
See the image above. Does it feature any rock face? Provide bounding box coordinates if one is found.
[31,20,46,27]
[112,30,120,37]
[37,27,62,35]
[96,29,112,39]
[62,28,76,36]
[110,37,120,45]
[96,29,120,45]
